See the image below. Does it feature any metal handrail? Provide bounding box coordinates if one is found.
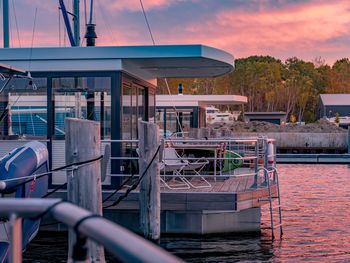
[0,198,183,263]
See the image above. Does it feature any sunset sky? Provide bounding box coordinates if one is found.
[1,0,349,65]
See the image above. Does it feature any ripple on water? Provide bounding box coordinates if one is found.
[23,164,350,262]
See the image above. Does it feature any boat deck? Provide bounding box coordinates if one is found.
[102,172,277,212]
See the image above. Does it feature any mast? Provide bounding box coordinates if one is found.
[73,0,80,46]
[3,0,9,48]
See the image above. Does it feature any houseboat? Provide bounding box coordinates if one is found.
[0,45,281,236]
[156,94,247,136]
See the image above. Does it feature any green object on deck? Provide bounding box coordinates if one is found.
[222,151,243,172]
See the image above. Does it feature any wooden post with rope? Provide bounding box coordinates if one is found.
[65,118,105,263]
[138,120,160,242]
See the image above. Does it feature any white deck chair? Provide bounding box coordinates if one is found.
[181,157,211,189]
[160,147,190,190]
[161,147,211,189]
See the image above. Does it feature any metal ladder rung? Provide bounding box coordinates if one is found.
[270,205,281,210]
[262,166,283,240]
[259,197,278,202]
[272,223,283,229]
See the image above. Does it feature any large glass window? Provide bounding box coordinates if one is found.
[0,77,47,138]
[52,77,111,138]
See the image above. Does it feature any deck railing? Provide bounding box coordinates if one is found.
[103,137,277,190]
[0,198,183,263]
[0,136,277,190]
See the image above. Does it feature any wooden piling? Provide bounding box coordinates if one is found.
[65,118,105,263]
[138,121,160,241]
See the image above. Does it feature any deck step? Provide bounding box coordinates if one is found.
[258,197,279,202]
[261,223,283,230]
[269,205,281,210]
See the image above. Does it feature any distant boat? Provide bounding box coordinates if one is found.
[206,106,239,124]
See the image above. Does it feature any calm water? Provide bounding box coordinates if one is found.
[23,164,350,262]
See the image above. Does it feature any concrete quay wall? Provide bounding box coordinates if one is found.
[232,132,348,150]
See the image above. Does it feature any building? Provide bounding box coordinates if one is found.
[156,94,247,135]
[244,112,287,125]
[318,94,350,118]
[318,94,350,129]
[0,45,234,189]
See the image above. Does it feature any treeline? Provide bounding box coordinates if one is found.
[157,56,350,122]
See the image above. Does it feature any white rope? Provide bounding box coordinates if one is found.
[139,0,183,133]
[0,158,101,184]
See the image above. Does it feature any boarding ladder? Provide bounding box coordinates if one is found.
[259,166,283,240]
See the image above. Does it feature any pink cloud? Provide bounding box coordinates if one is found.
[147,0,350,64]
[4,0,350,65]
[107,0,179,12]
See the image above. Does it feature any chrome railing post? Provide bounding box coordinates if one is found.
[252,139,259,188]
[9,213,22,263]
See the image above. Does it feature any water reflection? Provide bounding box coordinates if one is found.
[161,234,274,262]
[162,164,350,262]
[23,165,350,262]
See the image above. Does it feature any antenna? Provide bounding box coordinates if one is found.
[84,0,97,46]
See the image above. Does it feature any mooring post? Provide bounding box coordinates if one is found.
[65,118,105,263]
[138,120,160,242]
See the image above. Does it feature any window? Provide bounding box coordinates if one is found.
[52,77,111,138]
[0,77,47,138]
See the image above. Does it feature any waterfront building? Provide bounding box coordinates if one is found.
[0,45,234,189]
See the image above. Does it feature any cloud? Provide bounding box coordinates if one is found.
[106,0,182,12]
[172,0,350,63]
[2,0,350,65]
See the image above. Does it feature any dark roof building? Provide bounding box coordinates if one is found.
[244,112,287,125]
[318,94,350,119]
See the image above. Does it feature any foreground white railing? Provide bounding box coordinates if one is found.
[0,198,183,263]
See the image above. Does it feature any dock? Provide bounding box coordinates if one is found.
[277,153,350,164]
[48,172,277,235]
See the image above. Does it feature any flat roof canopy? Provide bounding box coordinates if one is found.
[156,94,247,107]
[0,63,26,76]
[244,112,286,119]
[320,94,350,106]
[0,45,234,79]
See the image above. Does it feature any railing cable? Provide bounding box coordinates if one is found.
[103,144,161,209]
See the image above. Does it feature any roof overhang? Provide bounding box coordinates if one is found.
[244,112,286,118]
[0,63,26,77]
[156,94,247,107]
[0,45,234,80]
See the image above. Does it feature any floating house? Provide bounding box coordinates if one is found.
[156,94,247,135]
[0,46,281,236]
[0,45,234,188]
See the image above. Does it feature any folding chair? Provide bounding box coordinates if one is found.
[160,147,190,190]
[181,157,211,189]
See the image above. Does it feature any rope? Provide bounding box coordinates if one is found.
[73,214,101,233]
[138,0,183,133]
[139,0,155,45]
[30,200,65,220]
[103,144,161,209]
[42,182,67,198]
[11,0,21,47]
[102,171,137,203]
[2,155,103,192]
